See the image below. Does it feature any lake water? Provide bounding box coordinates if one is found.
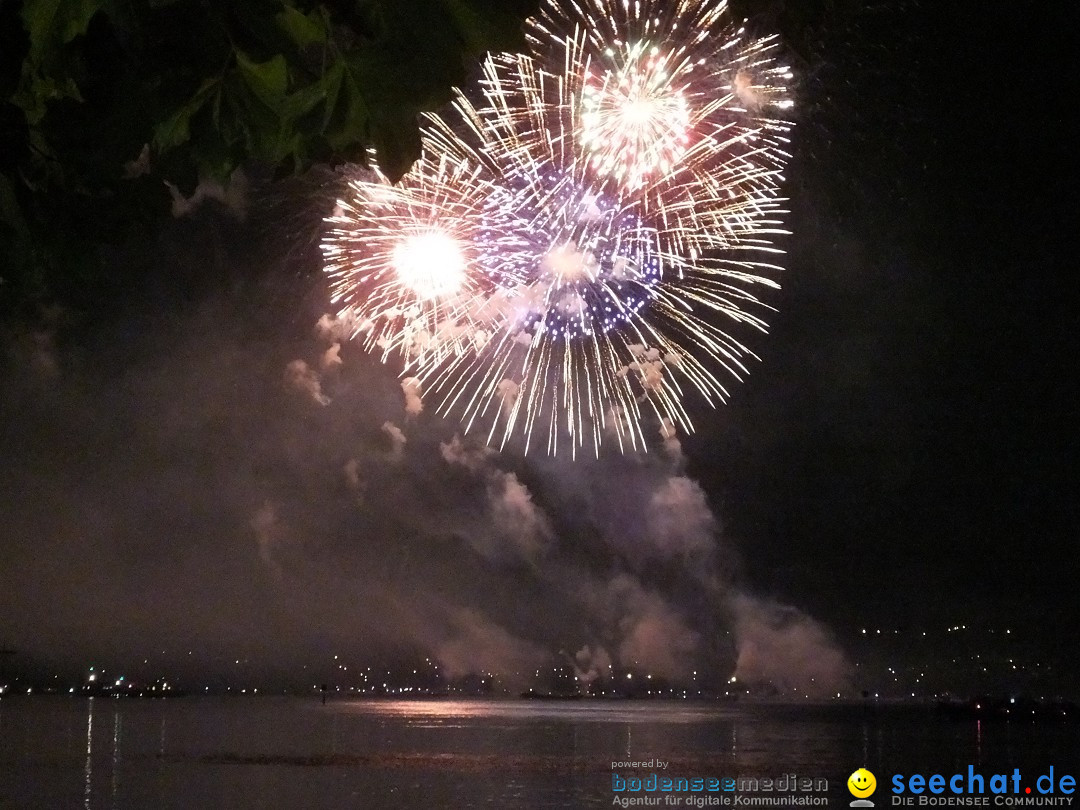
[1,697,1077,808]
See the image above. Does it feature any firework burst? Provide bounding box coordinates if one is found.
[578,39,692,188]
[322,151,530,366]
[525,0,795,243]
[323,0,795,456]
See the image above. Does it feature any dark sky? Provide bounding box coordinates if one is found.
[1,2,1077,694]
[705,0,1079,633]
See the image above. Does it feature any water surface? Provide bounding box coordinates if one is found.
[1,697,1076,808]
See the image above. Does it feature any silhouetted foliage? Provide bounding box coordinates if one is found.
[0,0,537,313]
[0,0,846,315]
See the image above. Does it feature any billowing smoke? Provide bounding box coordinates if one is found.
[658,418,681,458]
[343,458,363,493]
[571,644,613,687]
[430,608,547,680]
[401,376,423,415]
[381,421,407,460]
[731,595,851,697]
[167,168,249,219]
[285,359,330,405]
[250,500,285,577]
[321,342,343,369]
[0,211,850,697]
[646,476,717,561]
[606,574,701,680]
[316,310,357,342]
[440,436,553,565]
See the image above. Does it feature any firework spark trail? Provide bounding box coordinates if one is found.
[322,0,795,456]
[526,0,794,238]
[321,151,531,367]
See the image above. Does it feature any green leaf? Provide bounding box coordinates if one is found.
[153,78,220,152]
[325,62,368,153]
[152,107,191,152]
[281,81,327,124]
[21,0,104,62]
[236,52,288,109]
[319,63,343,133]
[276,5,326,49]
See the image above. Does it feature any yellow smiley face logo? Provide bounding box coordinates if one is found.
[848,768,877,798]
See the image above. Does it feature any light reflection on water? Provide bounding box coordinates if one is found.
[83,699,93,810]
[0,697,1077,809]
[344,697,740,723]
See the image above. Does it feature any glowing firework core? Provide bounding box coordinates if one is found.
[579,43,691,187]
[322,0,794,456]
[542,241,598,283]
[391,231,466,300]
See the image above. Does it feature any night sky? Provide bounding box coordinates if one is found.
[1,2,1077,696]
[709,3,1079,627]
[738,3,1078,627]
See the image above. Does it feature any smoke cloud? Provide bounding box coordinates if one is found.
[285,359,330,405]
[431,608,547,680]
[0,211,849,696]
[441,435,553,565]
[401,377,423,415]
[321,342,343,369]
[250,500,285,577]
[732,595,851,697]
[381,421,407,460]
